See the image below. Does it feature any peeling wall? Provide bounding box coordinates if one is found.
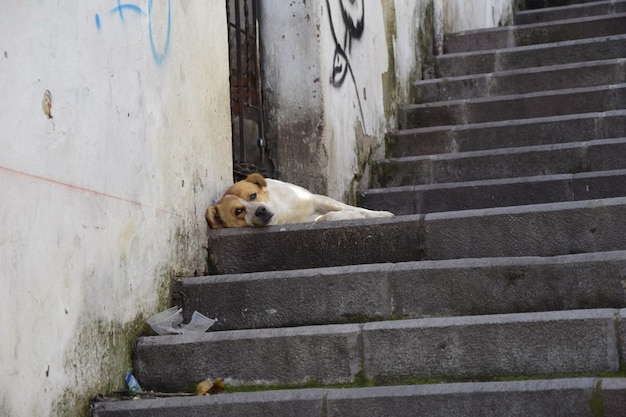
[0,1,232,416]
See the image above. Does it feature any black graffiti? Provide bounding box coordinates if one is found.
[327,0,365,128]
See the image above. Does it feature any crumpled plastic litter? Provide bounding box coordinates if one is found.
[147,306,217,335]
[125,369,142,394]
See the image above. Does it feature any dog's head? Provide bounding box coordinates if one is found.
[205,173,273,228]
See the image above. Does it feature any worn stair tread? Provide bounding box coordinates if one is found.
[515,0,626,25]
[206,197,626,274]
[362,169,626,214]
[133,309,625,391]
[388,109,626,158]
[524,0,616,9]
[414,58,626,103]
[92,378,626,417]
[181,250,626,331]
[403,82,626,128]
[444,12,626,53]
[423,196,626,259]
[436,33,626,77]
[374,137,626,187]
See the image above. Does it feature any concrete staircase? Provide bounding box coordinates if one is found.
[93,1,626,416]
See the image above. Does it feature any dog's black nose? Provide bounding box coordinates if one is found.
[255,206,266,217]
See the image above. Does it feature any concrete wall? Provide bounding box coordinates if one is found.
[0,1,231,416]
[441,0,516,33]
[261,0,515,202]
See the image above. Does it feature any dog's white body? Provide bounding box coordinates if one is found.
[206,174,394,228]
[262,178,392,224]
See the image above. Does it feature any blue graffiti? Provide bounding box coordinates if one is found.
[95,0,171,65]
[148,0,171,65]
[111,0,144,21]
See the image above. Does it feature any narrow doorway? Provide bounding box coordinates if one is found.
[226,0,273,181]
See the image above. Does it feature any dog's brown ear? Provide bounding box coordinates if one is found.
[246,173,267,188]
[205,205,225,229]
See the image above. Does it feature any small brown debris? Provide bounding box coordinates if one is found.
[196,378,226,396]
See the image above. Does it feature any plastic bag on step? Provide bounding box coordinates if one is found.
[183,311,217,333]
[147,306,216,335]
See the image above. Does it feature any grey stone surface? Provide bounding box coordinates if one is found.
[135,324,362,392]
[362,310,619,382]
[181,252,626,331]
[92,389,325,417]
[363,169,626,215]
[393,252,626,318]
[445,13,626,53]
[391,110,626,158]
[181,264,394,331]
[207,215,424,274]
[376,142,588,187]
[93,378,626,417]
[572,169,626,201]
[403,84,626,128]
[602,377,626,417]
[515,0,626,25]
[326,379,597,417]
[415,58,626,103]
[437,34,626,77]
[588,137,626,171]
[617,308,626,367]
[424,198,626,259]
[364,174,574,214]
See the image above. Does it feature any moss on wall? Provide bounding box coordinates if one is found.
[53,315,147,417]
[53,274,173,417]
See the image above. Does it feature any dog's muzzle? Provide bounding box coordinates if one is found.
[254,205,274,225]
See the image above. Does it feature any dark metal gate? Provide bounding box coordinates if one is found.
[226,0,272,181]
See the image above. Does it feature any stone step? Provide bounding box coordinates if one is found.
[92,378,626,417]
[524,0,613,10]
[444,13,626,53]
[436,33,626,77]
[132,309,625,391]
[414,58,626,103]
[373,138,626,187]
[207,197,626,274]
[362,169,626,215]
[180,251,626,331]
[387,110,626,158]
[403,83,626,129]
[515,0,626,25]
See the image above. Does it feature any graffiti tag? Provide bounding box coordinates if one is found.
[327,0,365,129]
[95,0,171,65]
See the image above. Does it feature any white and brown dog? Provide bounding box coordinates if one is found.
[206,173,394,228]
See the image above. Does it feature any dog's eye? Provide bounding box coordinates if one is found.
[235,208,244,216]
[249,193,257,201]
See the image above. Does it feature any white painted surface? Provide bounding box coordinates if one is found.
[0,1,231,415]
[443,0,515,33]
[321,0,389,200]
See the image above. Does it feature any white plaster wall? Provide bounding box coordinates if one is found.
[321,0,389,200]
[442,0,516,33]
[260,0,330,194]
[0,1,232,416]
